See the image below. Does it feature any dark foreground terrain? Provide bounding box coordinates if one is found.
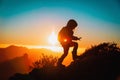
[9,42,120,80]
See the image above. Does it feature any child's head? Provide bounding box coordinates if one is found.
[66,19,78,29]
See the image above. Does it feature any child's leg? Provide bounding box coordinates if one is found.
[70,42,78,60]
[57,45,69,65]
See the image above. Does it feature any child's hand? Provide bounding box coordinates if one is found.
[78,37,82,40]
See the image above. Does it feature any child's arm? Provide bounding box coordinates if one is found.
[78,37,82,40]
[72,36,81,40]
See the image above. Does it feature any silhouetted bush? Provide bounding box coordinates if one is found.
[30,53,58,69]
[85,42,120,55]
[77,42,120,60]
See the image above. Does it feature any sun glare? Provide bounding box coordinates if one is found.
[48,32,58,45]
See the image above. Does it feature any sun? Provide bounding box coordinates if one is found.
[48,32,58,45]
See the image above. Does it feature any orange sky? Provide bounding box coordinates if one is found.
[1,0,120,66]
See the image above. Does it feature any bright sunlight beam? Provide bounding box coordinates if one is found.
[48,32,58,45]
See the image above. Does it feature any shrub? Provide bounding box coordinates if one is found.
[31,53,58,69]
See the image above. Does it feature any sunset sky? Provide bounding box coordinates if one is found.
[1,0,120,48]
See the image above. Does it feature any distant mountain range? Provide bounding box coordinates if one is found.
[0,45,29,63]
[0,53,30,80]
[0,45,59,63]
[0,45,59,80]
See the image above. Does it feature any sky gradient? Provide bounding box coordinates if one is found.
[0,0,120,48]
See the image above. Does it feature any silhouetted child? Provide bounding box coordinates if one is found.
[57,19,81,66]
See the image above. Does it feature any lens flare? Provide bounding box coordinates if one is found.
[48,32,58,45]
